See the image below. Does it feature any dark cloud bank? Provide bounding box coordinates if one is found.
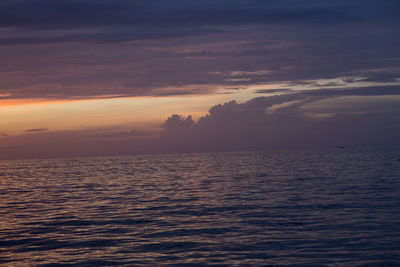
[0,0,399,99]
[159,87,400,153]
[2,0,398,33]
[2,87,399,159]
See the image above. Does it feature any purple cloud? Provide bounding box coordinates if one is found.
[24,128,49,133]
[0,1,398,100]
[160,87,400,152]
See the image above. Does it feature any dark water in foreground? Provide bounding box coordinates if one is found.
[1,149,400,266]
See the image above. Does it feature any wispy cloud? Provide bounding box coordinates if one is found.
[255,89,293,94]
[24,128,49,133]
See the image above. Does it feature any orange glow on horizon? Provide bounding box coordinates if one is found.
[0,86,265,137]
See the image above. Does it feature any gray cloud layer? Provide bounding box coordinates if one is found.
[0,1,399,99]
[3,0,398,33]
[160,86,400,152]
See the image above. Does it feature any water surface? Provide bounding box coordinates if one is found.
[1,149,400,266]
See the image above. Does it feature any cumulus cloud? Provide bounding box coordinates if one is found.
[160,86,400,152]
[161,115,194,135]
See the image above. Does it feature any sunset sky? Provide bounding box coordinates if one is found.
[1,0,400,159]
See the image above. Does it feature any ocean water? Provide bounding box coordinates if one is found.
[1,149,400,266]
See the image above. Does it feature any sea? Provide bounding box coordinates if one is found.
[1,148,399,266]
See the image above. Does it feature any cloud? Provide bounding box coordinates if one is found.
[0,1,399,101]
[0,0,398,46]
[161,114,194,138]
[160,86,400,152]
[0,1,388,32]
[2,85,400,159]
[255,89,293,94]
[24,128,49,132]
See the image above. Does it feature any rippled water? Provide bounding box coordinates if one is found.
[1,149,400,266]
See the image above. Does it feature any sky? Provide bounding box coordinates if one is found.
[1,0,400,159]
